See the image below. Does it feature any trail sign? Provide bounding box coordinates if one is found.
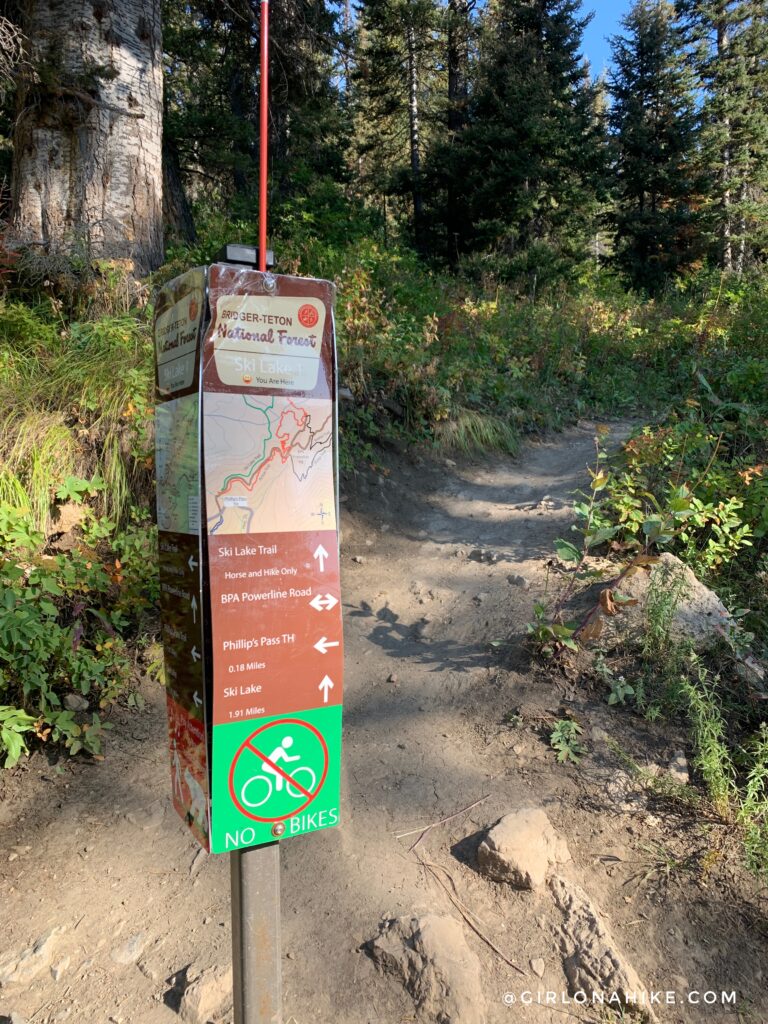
[153,264,343,854]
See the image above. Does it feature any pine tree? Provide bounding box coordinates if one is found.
[163,0,346,219]
[609,0,702,292]
[441,0,605,281]
[444,0,475,263]
[353,0,441,251]
[676,0,768,272]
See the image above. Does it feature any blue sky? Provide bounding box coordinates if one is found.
[580,0,632,77]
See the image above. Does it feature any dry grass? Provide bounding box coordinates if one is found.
[0,300,153,531]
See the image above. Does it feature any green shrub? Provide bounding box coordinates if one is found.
[0,501,158,766]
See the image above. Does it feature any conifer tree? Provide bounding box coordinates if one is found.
[676,0,768,272]
[609,0,702,292]
[442,0,605,281]
[354,0,441,251]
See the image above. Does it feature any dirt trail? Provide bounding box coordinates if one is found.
[2,422,767,1024]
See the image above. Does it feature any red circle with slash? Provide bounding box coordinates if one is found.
[228,717,329,822]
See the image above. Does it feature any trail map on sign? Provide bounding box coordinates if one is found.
[155,395,201,535]
[204,394,336,535]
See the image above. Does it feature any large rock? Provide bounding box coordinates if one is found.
[179,964,233,1024]
[621,553,730,649]
[0,927,66,988]
[549,876,656,1022]
[477,809,570,890]
[618,553,766,690]
[368,914,485,1024]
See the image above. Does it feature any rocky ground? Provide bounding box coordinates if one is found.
[1,421,767,1024]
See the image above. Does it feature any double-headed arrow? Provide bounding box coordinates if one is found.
[314,636,340,655]
[309,593,338,612]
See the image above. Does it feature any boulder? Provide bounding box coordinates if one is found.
[368,914,485,1024]
[477,809,570,890]
[621,553,730,649]
[549,876,656,1022]
[179,964,234,1024]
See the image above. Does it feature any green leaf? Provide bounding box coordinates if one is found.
[554,539,581,563]
[585,526,620,548]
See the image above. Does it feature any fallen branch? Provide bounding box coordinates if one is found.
[394,794,490,851]
[415,850,527,977]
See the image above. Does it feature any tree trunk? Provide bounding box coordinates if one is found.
[406,23,424,252]
[446,0,470,263]
[11,0,164,276]
[735,180,747,276]
[717,16,733,272]
[447,0,469,137]
[162,135,196,245]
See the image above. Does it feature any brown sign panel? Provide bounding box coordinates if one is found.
[202,264,335,400]
[207,529,343,724]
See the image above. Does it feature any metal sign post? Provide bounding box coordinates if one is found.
[259,0,269,274]
[152,11,344,1023]
[231,840,281,1023]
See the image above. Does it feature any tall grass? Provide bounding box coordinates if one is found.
[435,409,521,455]
[0,300,153,531]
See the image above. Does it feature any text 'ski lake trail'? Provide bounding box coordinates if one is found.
[2,418,768,1023]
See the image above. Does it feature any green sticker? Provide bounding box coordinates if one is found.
[211,705,342,852]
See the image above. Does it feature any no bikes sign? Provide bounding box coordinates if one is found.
[230,718,329,822]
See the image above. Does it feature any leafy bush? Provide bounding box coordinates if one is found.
[0,498,158,767]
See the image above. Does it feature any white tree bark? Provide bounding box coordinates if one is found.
[406,23,424,250]
[11,0,163,275]
[717,16,733,273]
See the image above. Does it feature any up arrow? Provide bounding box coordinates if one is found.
[191,645,201,662]
[314,636,340,655]
[190,595,198,623]
[318,675,334,703]
[188,554,199,572]
[309,593,339,612]
[313,544,329,572]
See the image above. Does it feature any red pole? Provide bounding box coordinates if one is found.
[259,0,269,272]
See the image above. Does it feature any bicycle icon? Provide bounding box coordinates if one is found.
[229,718,329,823]
[240,734,317,807]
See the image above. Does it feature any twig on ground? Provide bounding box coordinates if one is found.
[414,850,527,977]
[394,794,490,851]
